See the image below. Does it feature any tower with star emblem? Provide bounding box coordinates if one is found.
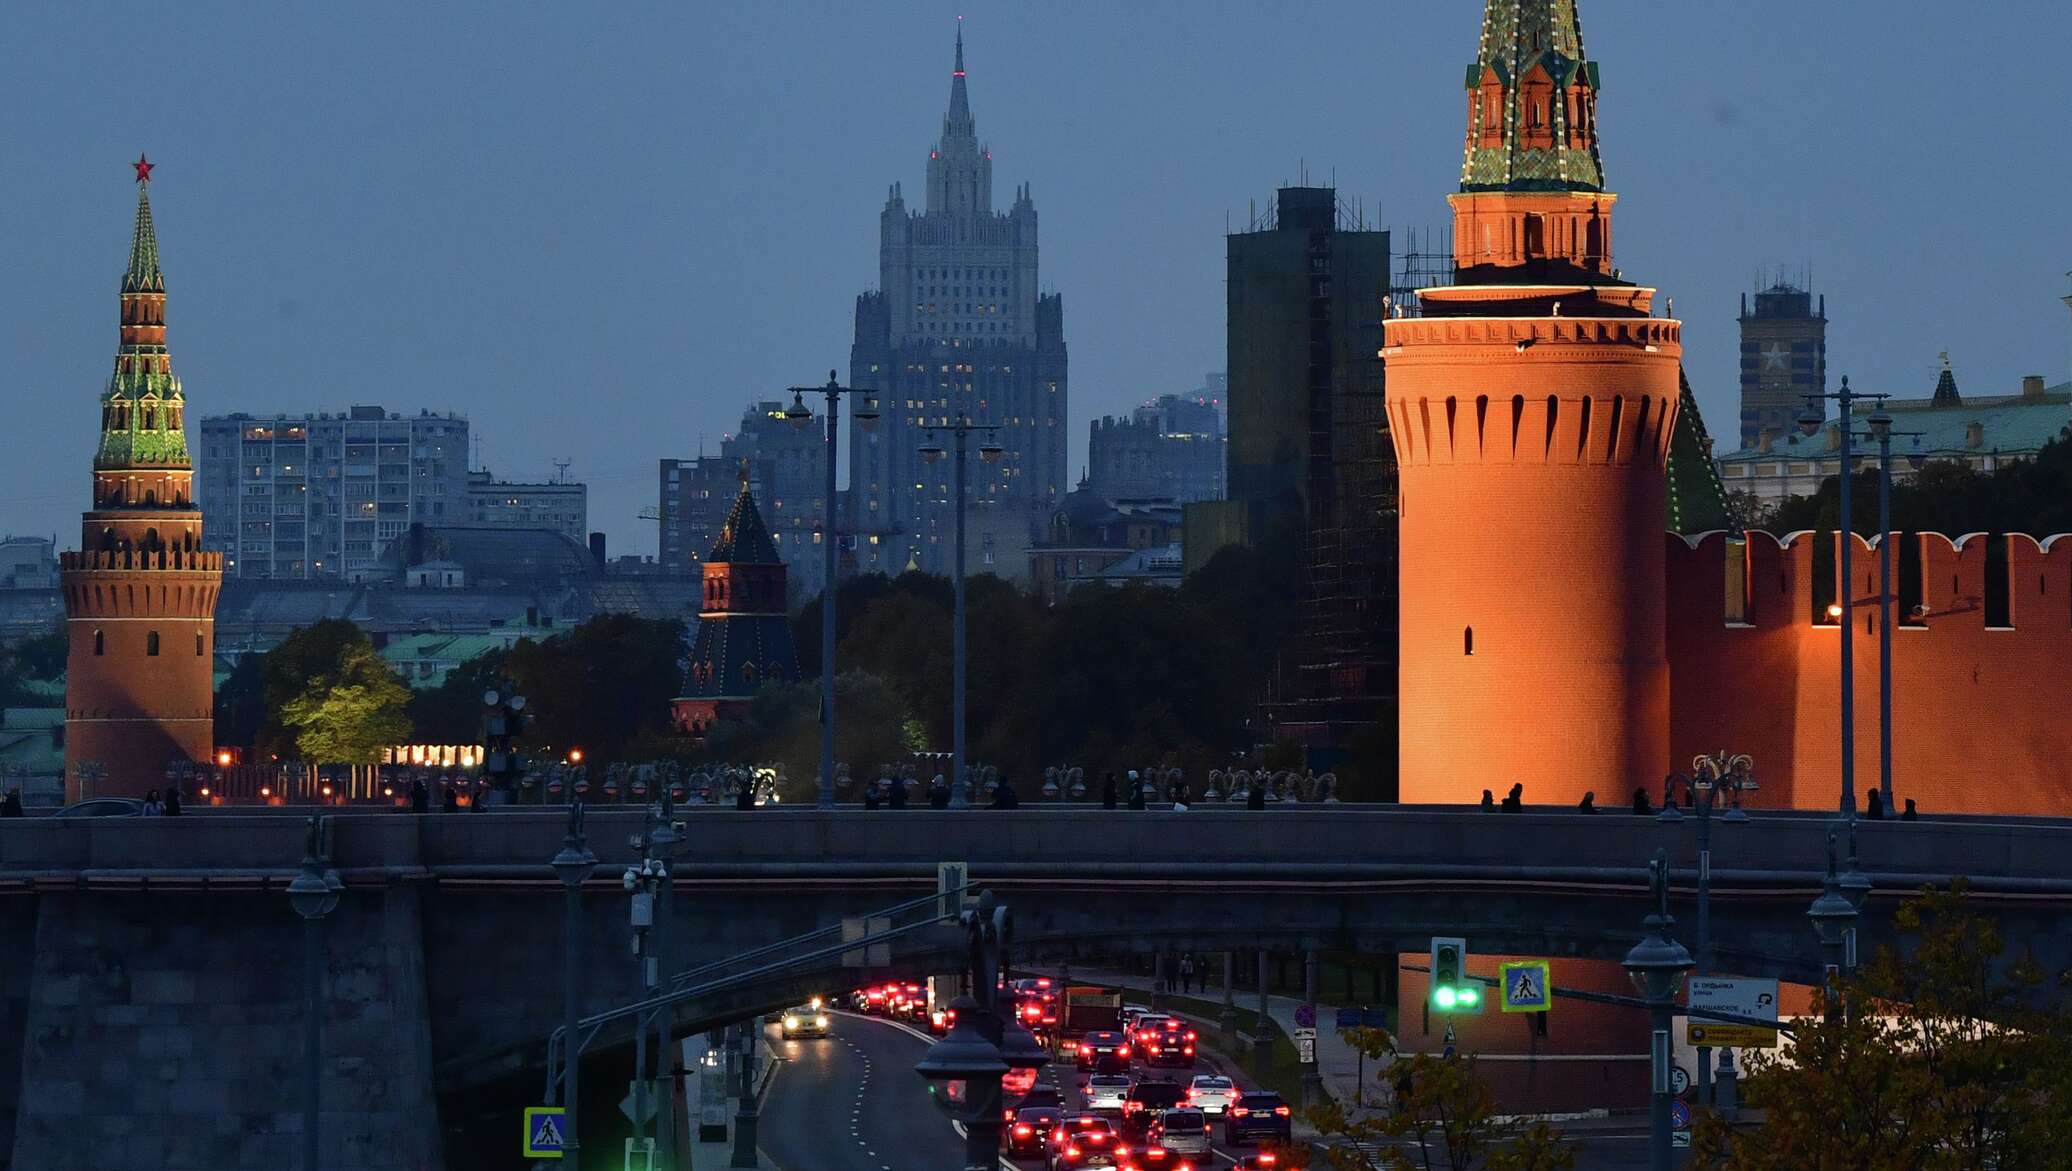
[1737,275,1827,447]
[59,159,223,799]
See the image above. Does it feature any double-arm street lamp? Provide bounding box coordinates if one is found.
[784,372,880,809]
[917,415,1004,808]
[1623,850,1694,1171]
[1858,404,1926,809]
[1797,376,1878,821]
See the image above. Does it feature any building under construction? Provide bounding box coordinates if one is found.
[1212,187,1411,790]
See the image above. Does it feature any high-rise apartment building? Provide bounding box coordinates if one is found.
[196,406,470,580]
[848,25,1067,577]
[464,469,588,543]
[1736,278,1827,447]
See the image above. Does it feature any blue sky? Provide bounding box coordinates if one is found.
[4,1,2069,554]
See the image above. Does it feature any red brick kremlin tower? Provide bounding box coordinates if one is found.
[671,469,799,737]
[1385,0,1681,804]
[60,159,222,799]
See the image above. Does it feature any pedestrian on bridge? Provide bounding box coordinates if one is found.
[1867,789,1886,820]
[1902,798,1919,821]
[1577,791,1598,814]
[990,774,1020,809]
[164,787,182,816]
[1247,779,1266,811]
[142,790,165,816]
[1501,783,1523,812]
[1180,954,1196,993]
[888,777,908,809]
[863,782,882,810]
[1101,772,1119,809]
[1127,770,1147,811]
[409,776,429,814]
[1480,789,1495,811]
[441,785,460,813]
[1631,787,1652,815]
[0,789,22,818]
[928,777,950,808]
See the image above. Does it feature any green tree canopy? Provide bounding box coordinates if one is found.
[277,636,412,764]
[498,614,686,766]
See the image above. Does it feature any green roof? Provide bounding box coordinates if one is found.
[1666,366,1736,534]
[1720,381,2072,467]
[707,481,781,565]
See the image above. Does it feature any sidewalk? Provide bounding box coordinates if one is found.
[1043,963,1385,1119]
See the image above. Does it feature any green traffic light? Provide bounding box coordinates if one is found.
[1434,987,1458,1009]
[1459,987,1480,1006]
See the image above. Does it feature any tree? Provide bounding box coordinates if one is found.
[698,671,923,794]
[237,619,375,759]
[1688,885,2072,1170]
[1309,1028,1573,1171]
[278,639,412,764]
[499,614,686,766]
[404,647,510,745]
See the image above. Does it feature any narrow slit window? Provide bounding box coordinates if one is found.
[146,631,160,657]
[1464,627,1475,656]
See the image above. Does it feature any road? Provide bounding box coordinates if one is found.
[759,1010,1663,1169]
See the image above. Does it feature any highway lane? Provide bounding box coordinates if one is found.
[758,1012,967,1171]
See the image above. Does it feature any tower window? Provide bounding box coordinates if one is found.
[196,631,206,656]
[94,630,105,656]
[1464,627,1475,656]
[146,631,160,657]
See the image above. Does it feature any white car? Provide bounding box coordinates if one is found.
[1152,1108,1213,1157]
[1083,1074,1134,1113]
[1186,1074,1237,1115]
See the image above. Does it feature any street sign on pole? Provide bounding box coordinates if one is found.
[1499,961,1551,1013]
[624,1136,656,1171]
[1670,1065,1691,1097]
[937,861,969,922]
[1671,1098,1693,1146]
[1298,1036,1317,1064]
[1293,1002,1316,1029]
[523,1106,567,1159]
[1686,976,1780,1049]
[619,1081,662,1125]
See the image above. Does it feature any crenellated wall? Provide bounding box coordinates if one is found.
[1666,531,2072,814]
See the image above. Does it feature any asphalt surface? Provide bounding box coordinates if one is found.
[760,1010,1661,1170]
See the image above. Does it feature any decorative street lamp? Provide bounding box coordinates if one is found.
[919,413,1005,808]
[915,890,1040,1169]
[1659,752,1754,1105]
[1806,830,1860,1022]
[785,371,880,809]
[286,816,342,1171]
[548,802,595,1165]
[1623,849,1694,1171]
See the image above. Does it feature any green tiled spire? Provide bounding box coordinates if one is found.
[707,474,782,565]
[1665,366,1737,534]
[1462,0,1605,193]
[97,165,190,470]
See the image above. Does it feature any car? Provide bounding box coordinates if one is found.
[1006,1106,1064,1157]
[1141,1023,1197,1068]
[1149,1109,1211,1159]
[856,985,891,1014]
[1120,1080,1186,1138]
[928,1001,959,1035]
[1082,1073,1134,1114]
[1122,1144,1199,1171]
[1004,1082,1066,1126]
[778,1005,831,1038]
[1225,1091,1293,1146]
[1231,1152,1287,1170]
[1184,1074,1237,1116]
[53,798,143,817]
[1119,1003,1154,1034]
[1129,1014,1176,1042]
[1048,1116,1126,1171]
[1073,1030,1132,1073]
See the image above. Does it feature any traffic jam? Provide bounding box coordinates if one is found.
[849,978,1295,1170]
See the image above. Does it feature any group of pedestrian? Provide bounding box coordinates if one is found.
[1478,783,1527,812]
[1155,953,1209,994]
[0,789,22,817]
[138,788,182,815]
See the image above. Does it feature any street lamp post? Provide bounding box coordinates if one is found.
[549,803,596,1167]
[918,415,1004,808]
[1860,406,1923,811]
[622,821,671,1157]
[917,890,1046,1170]
[785,371,880,809]
[286,815,341,1171]
[1806,830,1861,1022]
[1623,849,1695,1171]
[648,796,681,1170]
[1798,378,1872,819]
[1660,752,1754,1106]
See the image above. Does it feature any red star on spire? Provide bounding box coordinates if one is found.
[133,154,154,185]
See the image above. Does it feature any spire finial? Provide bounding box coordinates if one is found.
[132,154,154,185]
[955,16,965,77]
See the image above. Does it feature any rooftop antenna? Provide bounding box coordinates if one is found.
[552,458,572,484]
[472,433,483,471]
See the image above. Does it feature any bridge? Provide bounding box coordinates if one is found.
[1,806,2067,1170]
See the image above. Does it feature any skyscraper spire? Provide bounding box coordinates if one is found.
[1461,0,1604,192]
[948,17,971,124]
[927,17,990,217]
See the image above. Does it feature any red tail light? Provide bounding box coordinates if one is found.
[1274,1105,1292,1116]
[1183,1046,1194,1055]
[1014,1124,1033,1137]
[1118,1046,1131,1058]
[1065,1146,1081,1159]
[1186,1030,1197,1042]
[1231,1106,1249,1117]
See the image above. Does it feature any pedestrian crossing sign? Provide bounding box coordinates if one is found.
[523,1105,567,1158]
[1500,961,1551,1013]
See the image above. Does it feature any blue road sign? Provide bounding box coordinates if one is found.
[1670,1099,1692,1129]
[523,1106,567,1159]
[1500,961,1551,1013]
[1294,1002,1316,1029]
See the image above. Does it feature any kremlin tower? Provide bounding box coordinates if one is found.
[60,159,222,800]
[672,469,799,737]
[1385,0,1680,804]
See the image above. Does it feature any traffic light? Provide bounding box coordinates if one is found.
[1429,937,1482,1013]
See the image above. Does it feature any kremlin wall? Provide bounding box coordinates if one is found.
[1668,530,2070,815]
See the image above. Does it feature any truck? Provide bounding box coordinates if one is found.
[1058,985,1125,1042]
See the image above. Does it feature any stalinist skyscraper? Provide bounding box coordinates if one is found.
[849,22,1067,576]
